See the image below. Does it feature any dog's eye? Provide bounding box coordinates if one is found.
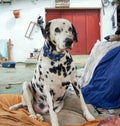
[55,27,60,33]
[68,27,72,32]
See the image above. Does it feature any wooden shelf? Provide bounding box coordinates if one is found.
[25,58,37,64]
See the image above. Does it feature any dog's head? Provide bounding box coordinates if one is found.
[44,18,78,52]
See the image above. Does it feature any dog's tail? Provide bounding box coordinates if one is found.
[37,16,46,38]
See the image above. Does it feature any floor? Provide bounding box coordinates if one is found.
[0,55,88,94]
[0,63,35,94]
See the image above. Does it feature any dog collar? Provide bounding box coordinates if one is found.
[43,44,65,61]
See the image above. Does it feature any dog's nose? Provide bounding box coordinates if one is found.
[65,38,73,47]
[104,36,110,40]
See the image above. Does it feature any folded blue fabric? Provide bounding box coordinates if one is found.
[82,46,120,109]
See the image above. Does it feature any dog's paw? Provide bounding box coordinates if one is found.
[9,106,15,111]
[86,114,95,121]
[29,114,37,119]
[29,114,43,121]
[9,105,17,111]
[84,111,95,121]
[36,114,44,121]
[9,103,22,111]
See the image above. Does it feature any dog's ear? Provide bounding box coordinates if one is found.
[37,16,46,38]
[115,28,120,35]
[44,22,51,39]
[72,24,78,42]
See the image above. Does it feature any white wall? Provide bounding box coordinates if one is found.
[70,0,101,8]
[0,0,117,62]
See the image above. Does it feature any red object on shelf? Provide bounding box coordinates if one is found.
[13,10,20,18]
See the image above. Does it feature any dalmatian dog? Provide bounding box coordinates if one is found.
[9,16,95,126]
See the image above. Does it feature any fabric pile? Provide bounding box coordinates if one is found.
[79,40,120,109]
[0,94,101,126]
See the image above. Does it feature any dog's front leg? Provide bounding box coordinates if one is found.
[72,81,95,121]
[44,85,59,126]
[23,82,43,120]
[22,82,36,118]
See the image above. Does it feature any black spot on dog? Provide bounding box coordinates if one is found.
[39,71,42,75]
[57,64,62,76]
[62,65,66,73]
[65,85,69,90]
[38,77,44,82]
[47,40,56,52]
[55,27,61,33]
[41,85,44,88]
[72,83,80,96]
[78,85,81,89]
[53,40,56,44]
[62,82,70,87]
[40,96,44,101]
[50,89,56,96]
[60,64,65,76]
[31,82,36,93]
[74,82,77,86]
[66,65,71,72]
[39,95,46,101]
[41,78,44,81]
[73,87,79,96]
[53,106,58,111]
[49,67,57,74]
[64,56,73,65]
[49,64,67,77]
[51,61,54,66]
[37,83,43,93]
[56,94,65,102]
[63,72,67,77]
[45,74,48,78]
[22,105,28,110]
[39,65,42,68]
[61,64,67,77]
[34,75,36,79]
[62,82,70,90]
[66,50,69,53]
[72,67,75,71]
[39,103,45,109]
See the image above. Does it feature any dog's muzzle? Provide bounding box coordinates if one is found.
[64,38,73,49]
[104,36,110,41]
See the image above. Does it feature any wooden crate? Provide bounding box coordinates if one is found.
[55,0,70,8]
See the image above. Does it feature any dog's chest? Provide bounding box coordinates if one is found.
[32,52,76,101]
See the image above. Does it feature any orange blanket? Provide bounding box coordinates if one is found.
[0,94,101,126]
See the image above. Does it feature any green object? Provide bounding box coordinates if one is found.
[0,39,8,59]
[114,0,120,4]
